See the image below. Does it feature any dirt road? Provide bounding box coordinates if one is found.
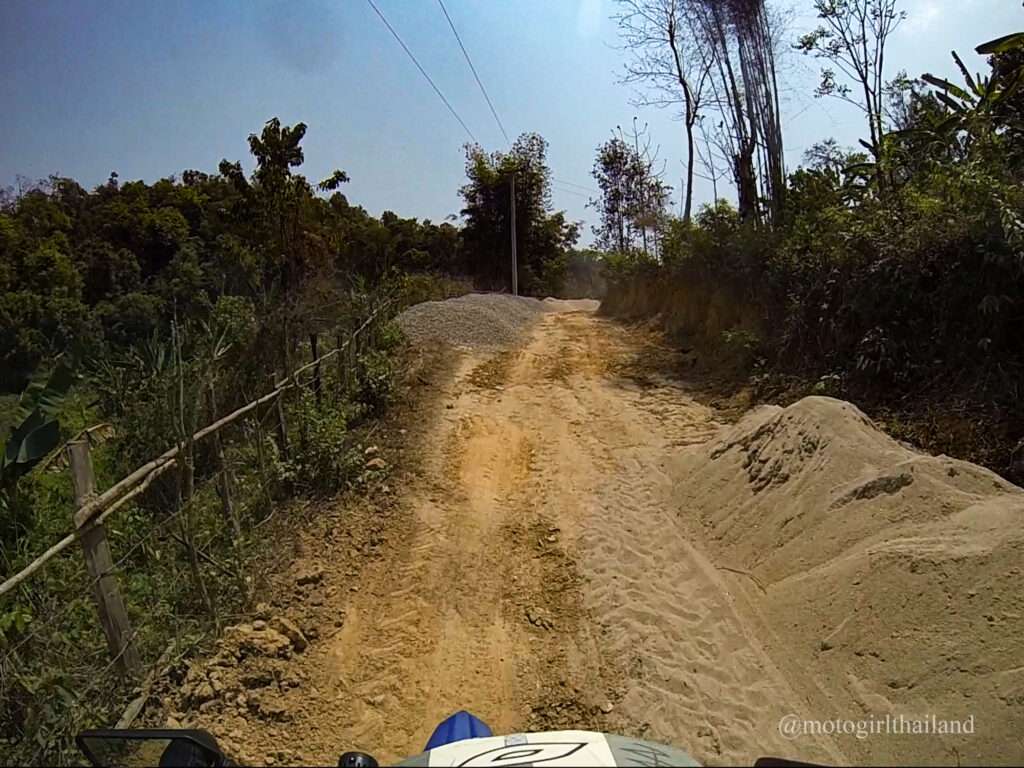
[183,305,842,766]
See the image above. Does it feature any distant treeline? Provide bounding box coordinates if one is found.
[0,121,596,393]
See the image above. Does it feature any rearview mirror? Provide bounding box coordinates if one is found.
[76,729,230,767]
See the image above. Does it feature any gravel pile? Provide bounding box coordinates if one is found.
[397,293,552,349]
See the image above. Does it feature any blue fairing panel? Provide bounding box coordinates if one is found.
[424,711,493,750]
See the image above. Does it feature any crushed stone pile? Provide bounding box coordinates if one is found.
[672,396,1024,765]
[397,293,555,349]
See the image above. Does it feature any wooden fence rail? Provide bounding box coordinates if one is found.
[0,303,389,618]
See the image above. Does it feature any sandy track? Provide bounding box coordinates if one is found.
[450,309,841,766]
[180,306,841,766]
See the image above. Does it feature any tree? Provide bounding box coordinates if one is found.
[591,137,634,252]
[796,0,906,168]
[590,128,671,254]
[698,0,789,221]
[616,0,711,223]
[218,118,345,372]
[460,133,579,295]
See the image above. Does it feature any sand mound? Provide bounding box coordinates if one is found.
[673,396,1024,765]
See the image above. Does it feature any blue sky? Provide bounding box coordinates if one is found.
[1,0,1020,241]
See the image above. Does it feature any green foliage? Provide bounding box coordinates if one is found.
[977,33,1024,56]
[0,603,32,645]
[921,53,1023,137]
[721,328,765,371]
[1,364,75,495]
[601,33,1024,461]
[460,133,580,296]
[288,392,360,495]
[0,121,472,392]
[395,272,473,309]
[353,347,395,417]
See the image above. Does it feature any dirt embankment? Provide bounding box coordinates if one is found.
[672,397,1024,765]
[600,272,765,363]
[147,295,1023,767]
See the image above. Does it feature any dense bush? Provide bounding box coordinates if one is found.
[0,123,480,394]
[0,118,459,764]
[0,293,400,765]
[601,40,1024,474]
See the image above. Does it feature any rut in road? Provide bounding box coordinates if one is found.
[180,306,841,766]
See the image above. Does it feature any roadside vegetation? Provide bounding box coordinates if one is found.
[595,1,1024,482]
[0,113,589,763]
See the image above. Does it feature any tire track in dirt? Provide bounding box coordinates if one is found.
[489,311,843,765]
[167,305,841,766]
[300,327,630,764]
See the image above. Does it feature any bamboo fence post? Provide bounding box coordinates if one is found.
[347,322,358,390]
[69,439,141,677]
[274,371,290,462]
[177,440,216,623]
[251,408,274,509]
[208,383,240,541]
[310,333,322,408]
[342,329,350,399]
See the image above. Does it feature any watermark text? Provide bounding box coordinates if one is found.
[778,714,975,741]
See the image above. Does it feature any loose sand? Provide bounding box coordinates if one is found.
[673,397,1024,764]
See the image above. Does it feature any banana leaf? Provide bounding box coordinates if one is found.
[976,33,1024,55]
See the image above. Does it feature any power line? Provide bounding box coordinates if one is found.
[551,184,591,199]
[436,0,510,146]
[553,177,598,194]
[368,0,594,223]
[366,0,477,144]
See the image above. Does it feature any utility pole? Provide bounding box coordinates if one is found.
[633,117,648,257]
[510,171,518,296]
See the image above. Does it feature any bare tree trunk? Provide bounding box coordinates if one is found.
[684,120,696,223]
[666,9,702,224]
[170,319,215,622]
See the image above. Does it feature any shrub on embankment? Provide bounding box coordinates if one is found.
[601,166,1024,482]
[597,31,1024,481]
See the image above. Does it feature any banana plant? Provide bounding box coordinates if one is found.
[976,33,1024,56]
[0,363,75,488]
[921,42,1024,137]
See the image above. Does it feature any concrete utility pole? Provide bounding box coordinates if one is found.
[634,116,648,257]
[510,172,518,296]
